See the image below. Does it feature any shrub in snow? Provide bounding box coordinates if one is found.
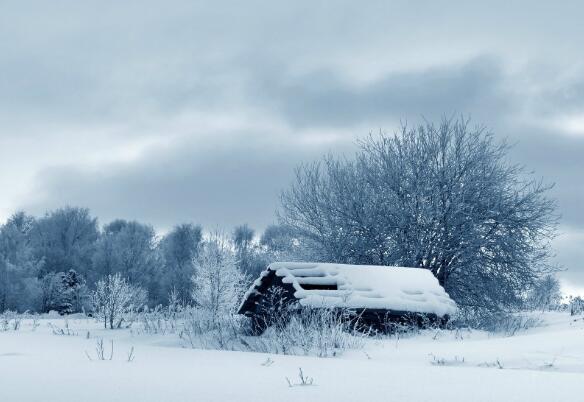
[569,296,584,316]
[286,368,314,387]
[0,310,21,331]
[48,319,77,336]
[451,307,541,335]
[92,273,147,329]
[378,312,439,336]
[171,304,366,357]
[179,307,246,350]
[259,307,367,357]
[138,304,182,335]
[85,338,114,361]
[526,275,562,311]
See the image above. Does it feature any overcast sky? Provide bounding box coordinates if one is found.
[1,1,583,292]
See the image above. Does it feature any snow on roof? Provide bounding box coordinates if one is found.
[241,262,457,317]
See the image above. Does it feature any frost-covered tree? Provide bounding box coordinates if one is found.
[40,272,67,313]
[570,296,584,316]
[260,224,316,263]
[233,224,254,273]
[280,118,558,311]
[38,270,85,314]
[192,235,247,323]
[527,275,562,311]
[61,269,88,313]
[160,223,202,304]
[232,224,266,277]
[0,213,43,312]
[92,220,160,305]
[92,273,147,329]
[30,207,98,278]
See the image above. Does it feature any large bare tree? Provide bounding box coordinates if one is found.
[280,118,558,311]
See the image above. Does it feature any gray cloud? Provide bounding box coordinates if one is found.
[2,1,584,289]
[509,131,584,228]
[252,57,510,128]
[23,132,354,232]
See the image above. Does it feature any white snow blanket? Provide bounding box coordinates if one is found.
[245,262,457,317]
[1,312,584,402]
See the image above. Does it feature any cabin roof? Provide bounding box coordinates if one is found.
[238,262,457,317]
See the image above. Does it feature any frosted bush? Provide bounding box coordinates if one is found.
[138,305,182,335]
[155,304,367,357]
[258,307,367,357]
[451,307,542,336]
[0,310,22,331]
[569,296,584,316]
[179,307,244,350]
[92,274,147,329]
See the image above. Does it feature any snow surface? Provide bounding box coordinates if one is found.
[243,262,457,317]
[1,312,583,401]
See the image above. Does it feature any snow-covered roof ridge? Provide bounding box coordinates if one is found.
[242,262,457,317]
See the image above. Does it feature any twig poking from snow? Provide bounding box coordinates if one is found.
[429,353,465,366]
[478,359,504,369]
[260,357,274,366]
[48,320,77,336]
[286,367,315,387]
[127,346,135,362]
[86,338,114,361]
[540,360,556,370]
[97,339,106,360]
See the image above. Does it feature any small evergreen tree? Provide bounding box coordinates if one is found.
[61,269,87,313]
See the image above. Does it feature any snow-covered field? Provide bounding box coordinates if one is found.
[1,312,583,402]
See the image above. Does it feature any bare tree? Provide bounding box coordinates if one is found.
[160,223,202,304]
[92,220,159,304]
[280,117,558,311]
[192,234,247,324]
[260,224,315,263]
[233,224,255,273]
[92,273,147,329]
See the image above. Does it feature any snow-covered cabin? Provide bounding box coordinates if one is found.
[238,262,457,332]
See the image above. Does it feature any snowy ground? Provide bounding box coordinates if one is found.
[1,312,583,402]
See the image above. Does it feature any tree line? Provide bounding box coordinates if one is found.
[0,208,304,314]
